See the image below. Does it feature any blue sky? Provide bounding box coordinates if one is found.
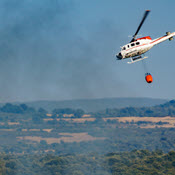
[0,0,174,102]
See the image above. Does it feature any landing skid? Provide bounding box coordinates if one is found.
[127,56,148,64]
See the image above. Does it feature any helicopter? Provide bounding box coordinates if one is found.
[116,10,175,64]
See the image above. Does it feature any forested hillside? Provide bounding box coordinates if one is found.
[0,100,174,174]
[95,100,175,117]
[0,150,175,175]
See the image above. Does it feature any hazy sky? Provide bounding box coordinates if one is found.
[0,0,174,102]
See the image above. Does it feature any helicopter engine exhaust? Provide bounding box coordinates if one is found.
[145,73,153,83]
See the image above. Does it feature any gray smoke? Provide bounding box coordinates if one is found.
[0,0,130,102]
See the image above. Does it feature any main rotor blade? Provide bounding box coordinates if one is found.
[130,10,150,43]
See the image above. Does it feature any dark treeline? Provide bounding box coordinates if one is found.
[1,100,175,117]
[0,103,85,117]
[0,150,175,175]
[94,100,175,117]
[1,103,32,114]
[52,108,84,118]
[0,103,42,114]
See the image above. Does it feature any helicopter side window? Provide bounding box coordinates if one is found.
[136,42,140,45]
[131,43,135,47]
[122,47,126,50]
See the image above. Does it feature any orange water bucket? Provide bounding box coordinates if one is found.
[145,73,153,83]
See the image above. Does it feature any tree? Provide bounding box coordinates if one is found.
[52,108,76,115]
[38,108,48,115]
[1,103,23,113]
[74,109,84,118]
[32,115,42,124]
[40,140,48,146]
[20,104,28,111]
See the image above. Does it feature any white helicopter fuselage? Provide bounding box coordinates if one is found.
[116,32,175,60]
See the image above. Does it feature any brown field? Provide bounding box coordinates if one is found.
[63,114,74,117]
[4,116,175,145]
[69,118,96,123]
[8,122,20,125]
[44,118,53,121]
[29,129,40,132]
[0,129,15,131]
[116,116,175,123]
[82,114,91,118]
[46,114,52,117]
[43,116,175,128]
[43,129,53,133]
[55,118,96,123]
[17,132,106,144]
[104,116,175,128]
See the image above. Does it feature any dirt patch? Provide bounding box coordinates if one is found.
[43,129,53,133]
[44,118,53,121]
[0,129,15,131]
[63,114,74,117]
[8,122,20,125]
[56,118,96,123]
[71,118,96,123]
[82,114,91,118]
[46,114,52,117]
[29,129,40,132]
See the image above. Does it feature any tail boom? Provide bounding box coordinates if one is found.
[151,32,175,46]
[151,32,175,45]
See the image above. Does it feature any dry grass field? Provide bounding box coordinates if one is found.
[13,116,175,144]
[17,132,106,144]
[104,116,175,128]
[43,116,175,128]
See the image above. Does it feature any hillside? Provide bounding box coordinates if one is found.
[1,150,175,175]
[0,100,175,155]
[21,97,167,112]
